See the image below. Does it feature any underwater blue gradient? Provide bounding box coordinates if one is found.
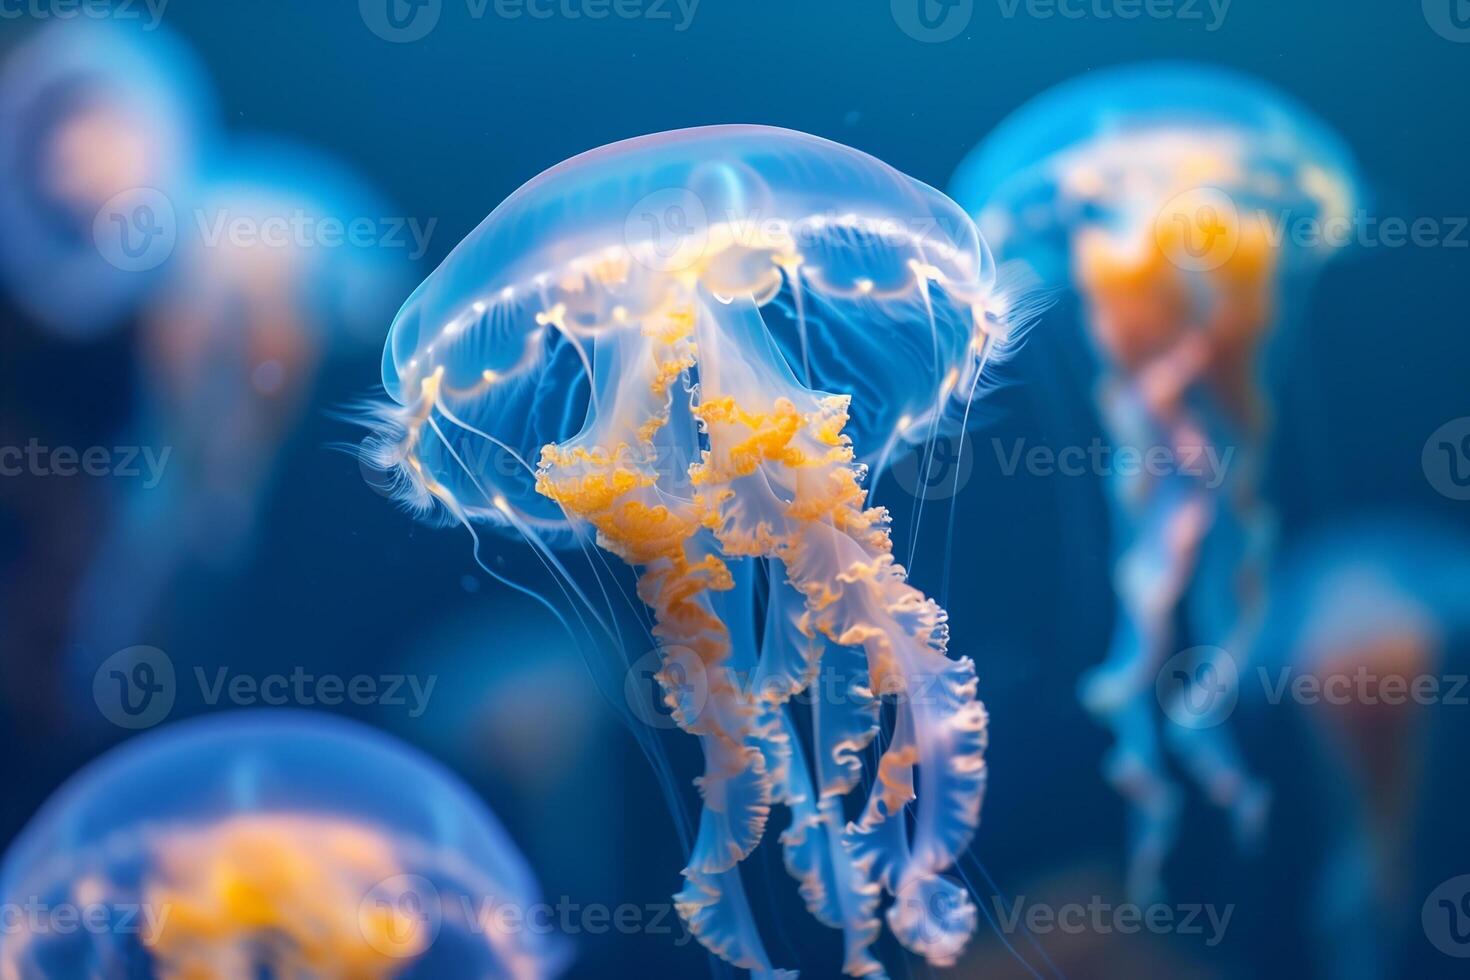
[0,5,1467,980]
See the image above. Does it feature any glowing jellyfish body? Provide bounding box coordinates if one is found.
[1255,518,1470,980]
[367,126,1035,976]
[0,20,214,335]
[67,138,410,691]
[951,64,1359,900]
[0,712,562,979]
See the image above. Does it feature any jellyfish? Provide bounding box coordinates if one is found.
[362,125,1039,976]
[0,19,214,336]
[950,63,1360,900]
[1253,516,1470,980]
[0,711,564,978]
[66,137,411,693]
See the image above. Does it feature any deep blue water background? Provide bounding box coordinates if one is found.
[2,2,1469,978]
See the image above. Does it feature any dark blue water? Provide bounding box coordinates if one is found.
[2,3,1468,978]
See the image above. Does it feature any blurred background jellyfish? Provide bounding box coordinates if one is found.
[0,711,564,978]
[950,63,1360,901]
[392,599,621,908]
[0,19,214,337]
[66,137,411,694]
[1251,515,1470,980]
[363,125,1039,976]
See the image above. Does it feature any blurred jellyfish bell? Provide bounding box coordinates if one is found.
[158,135,413,354]
[953,62,1359,430]
[951,63,1361,902]
[364,125,1042,976]
[66,137,413,690]
[1254,516,1470,980]
[953,61,1359,282]
[0,19,215,337]
[138,134,411,548]
[0,711,565,978]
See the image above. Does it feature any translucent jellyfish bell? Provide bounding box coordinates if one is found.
[370,124,1029,545]
[367,126,1038,976]
[951,64,1360,903]
[0,711,563,979]
[0,19,214,336]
